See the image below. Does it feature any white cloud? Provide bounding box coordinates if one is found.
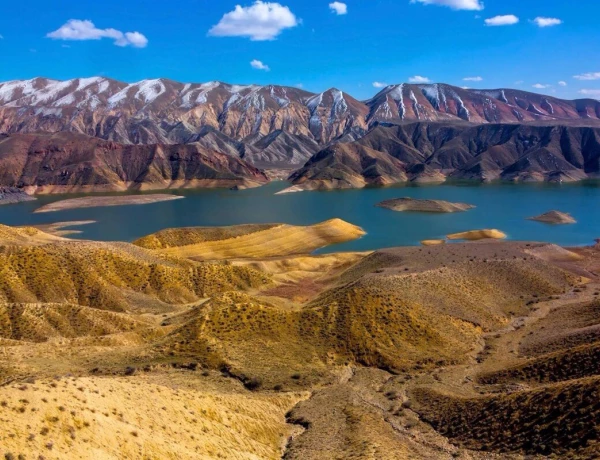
[574,72,600,81]
[533,17,562,28]
[409,75,431,83]
[372,81,388,88]
[558,81,567,87]
[250,59,270,71]
[532,83,551,89]
[295,83,303,88]
[463,76,483,82]
[411,0,483,11]
[579,89,600,99]
[329,2,347,15]
[209,1,298,41]
[514,80,524,85]
[47,19,148,48]
[485,15,519,26]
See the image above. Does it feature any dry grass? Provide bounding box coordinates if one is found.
[0,376,306,459]
[0,239,269,312]
[0,224,63,246]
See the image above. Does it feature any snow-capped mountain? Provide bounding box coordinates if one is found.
[1,77,599,167]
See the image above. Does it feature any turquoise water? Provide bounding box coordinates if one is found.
[0,181,599,253]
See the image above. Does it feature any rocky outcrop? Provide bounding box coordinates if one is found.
[0,186,36,205]
[0,132,269,194]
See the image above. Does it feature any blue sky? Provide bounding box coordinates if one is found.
[0,0,599,100]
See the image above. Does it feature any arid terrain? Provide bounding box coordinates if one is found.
[0,220,599,459]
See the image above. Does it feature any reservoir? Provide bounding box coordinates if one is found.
[1,181,599,253]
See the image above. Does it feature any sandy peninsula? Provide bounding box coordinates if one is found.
[377,197,475,213]
[529,210,577,224]
[34,194,184,213]
[447,229,507,241]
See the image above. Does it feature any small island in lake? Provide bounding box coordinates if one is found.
[528,210,577,225]
[376,197,475,213]
[34,194,184,213]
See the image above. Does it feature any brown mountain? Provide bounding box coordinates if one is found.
[0,132,268,194]
[1,77,600,169]
[289,123,600,189]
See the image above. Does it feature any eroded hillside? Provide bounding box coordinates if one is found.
[0,222,598,459]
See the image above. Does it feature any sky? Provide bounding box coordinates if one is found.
[0,0,599,100]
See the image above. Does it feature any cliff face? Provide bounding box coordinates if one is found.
[289,123,600,189]
[0,132,269,194]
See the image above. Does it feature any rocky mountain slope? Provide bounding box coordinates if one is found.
[289,123,600,188]
[0,132,268,193]
[1,77,600,169]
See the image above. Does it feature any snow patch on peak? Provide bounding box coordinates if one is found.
[329,90,348,121]
[270,86,290,108]
[134,79,166,104]
[76,77,104,92]
[306,93,324,113]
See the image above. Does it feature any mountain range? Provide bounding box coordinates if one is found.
[1,77,600,191]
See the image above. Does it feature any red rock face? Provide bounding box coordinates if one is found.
[0,132,269,193]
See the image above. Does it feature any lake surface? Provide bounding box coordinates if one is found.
[1,181,599,253]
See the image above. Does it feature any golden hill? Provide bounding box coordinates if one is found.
[0,303,149,343]
[0,224,63,246]
[0,238,269,312]
[157,242,575,390]
[134,219,366,260]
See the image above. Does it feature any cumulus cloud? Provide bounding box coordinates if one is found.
[250,59,270,71]
[533,17,562,27]
[409,75,431,83]
[485,15,519,26]
[579,89,600,99]
[209,1,298,41]
[463,76,483,82]
[558,81,567,87]
[372,81,388,88]
[532,83,551,89]
[574,72,600,81]
[411,0,483,11]
[329,2,347,15]
[47,19,148,47]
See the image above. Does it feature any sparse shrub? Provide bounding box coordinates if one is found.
[243,377,263,391]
